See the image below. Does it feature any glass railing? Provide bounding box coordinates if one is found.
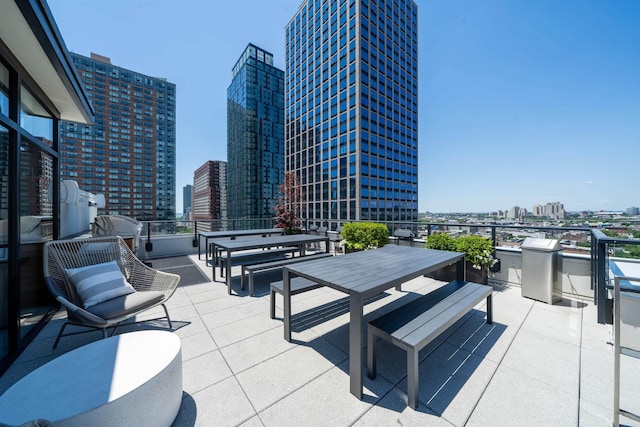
[592,230,640,324]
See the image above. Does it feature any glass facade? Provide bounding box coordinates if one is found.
[227,44,285,228]
[59,53,177,220]
[285,0,418,227]
[0,59,61,369]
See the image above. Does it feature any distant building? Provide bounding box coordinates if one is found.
[507,206,520,219]
[183,184,193,220]
[545,202,565,220]
[192,161,227,232]
[285,0,419,227]
[532,204,544,217]
[627,206,639,215]
[59,53,176,220]
[227,44,284,228]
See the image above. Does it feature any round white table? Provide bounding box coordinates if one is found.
[0,330,182,427]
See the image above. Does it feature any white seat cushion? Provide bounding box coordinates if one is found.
[65,260,135,308]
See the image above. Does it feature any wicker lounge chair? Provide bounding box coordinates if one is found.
[43,236,180,348]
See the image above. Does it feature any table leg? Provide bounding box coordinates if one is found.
[226,249,232,295]
[198,234,202,260]
[284,269,292,342]
[456,258,465,281]
[349,294,364,399]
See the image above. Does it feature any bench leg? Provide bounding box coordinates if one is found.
[486,294,493,324]
[407,349,419,410]
[270,288,277,319]
[240,266,246,291]
[249,272,254,297]
[367,328,377,379]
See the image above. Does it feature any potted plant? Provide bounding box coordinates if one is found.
[341,222,389,252]
[425,234,496,284]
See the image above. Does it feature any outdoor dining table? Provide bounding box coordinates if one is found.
[281,244,465,399]
[198,228,283,265]
[212,233,330,294]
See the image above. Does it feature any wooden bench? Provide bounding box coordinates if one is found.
[216,247,298,278]
[242,252,333,296]
[367,280,493,410]
[269,277,323,319]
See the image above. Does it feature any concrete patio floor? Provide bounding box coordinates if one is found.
[1,253,639,426]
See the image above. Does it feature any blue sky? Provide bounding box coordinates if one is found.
[47,0,640,214]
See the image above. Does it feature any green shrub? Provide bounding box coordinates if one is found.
[455,235,495,270]
[425,233,457,252]
[426,233,495,270]
[341,222,389,250]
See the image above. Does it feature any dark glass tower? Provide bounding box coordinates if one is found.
[60,53,176,221]
[285,0,419,227]
[227,44,285,228]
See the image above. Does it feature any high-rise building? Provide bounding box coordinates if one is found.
[183,184,193,220]
[192,161,227,232]
[545,202,565,220]
[227,44,284,228]
[507,206,520,219]
[59,53,176,220]
[532,204,544,217]
[285,0,419,227]
[627,206,639,215]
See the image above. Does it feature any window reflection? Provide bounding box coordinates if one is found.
[19,140,53,243]
[19,138,54,339]
[20,85,53,142]
[0,63,8,117]
[0,125,8,360]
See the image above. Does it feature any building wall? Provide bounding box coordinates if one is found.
[59,53,176,220]
[227,44,284,228]
[285,0,419,228]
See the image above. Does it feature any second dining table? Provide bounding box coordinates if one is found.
[211,233,330,294]
[281,244,465,400]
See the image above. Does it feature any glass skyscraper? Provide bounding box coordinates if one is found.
[60,53,176,221]
[227,44,285,228]
[285,0,418,227]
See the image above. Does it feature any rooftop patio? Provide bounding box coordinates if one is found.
[1,251,639,426]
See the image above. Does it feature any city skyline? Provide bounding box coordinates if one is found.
[47,0,640,214]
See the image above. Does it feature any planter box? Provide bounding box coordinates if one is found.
[426,263,489,285]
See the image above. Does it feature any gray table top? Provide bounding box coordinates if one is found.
[199,229,282,238]
[283,245,464,298]
[211,233,329,250]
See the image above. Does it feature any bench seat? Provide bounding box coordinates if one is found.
[269,277,323,319]
[242,252,333,296]
[215,247,299,278]
[367,280,492,409]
